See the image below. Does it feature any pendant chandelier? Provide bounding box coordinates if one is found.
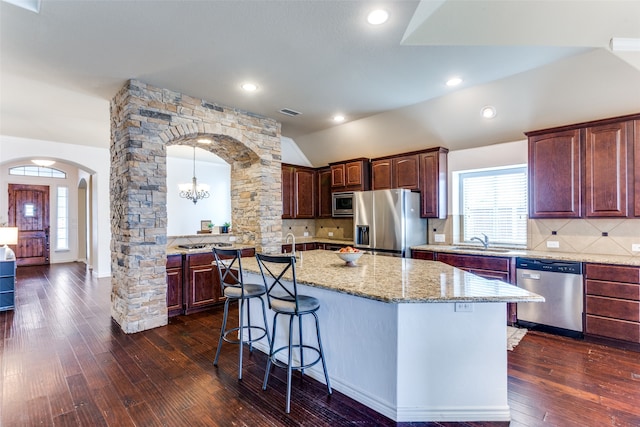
[178,146,210,205]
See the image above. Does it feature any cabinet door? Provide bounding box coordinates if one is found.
[585,121,629,217]
[294,168,315,218]
[331,164,345,187]
[371,159,392,190]
[186,253,222,313]
[345,161,363,187]
[282,165,294,219]
[166,267,183,316]
[412,250,435,261]
[528,130,581,218]
[420,150,447,218]
[634,120,640,216]
[392,155,420,190]
[317,168,332,217]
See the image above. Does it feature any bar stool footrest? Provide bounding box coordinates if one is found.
[270,344,322,371]
[222,325,268,345]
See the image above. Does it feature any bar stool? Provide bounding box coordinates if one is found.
[255,253,332,413]
[213,247,271,380]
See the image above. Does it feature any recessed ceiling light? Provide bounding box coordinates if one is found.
[481,106,497,119]
[241,83,258,92]
[32,159,55,167]
[197,139,212,144]
[367,9,388,25]
[446,77,463,87]
[333,115,345,123]
[610,37,640,52]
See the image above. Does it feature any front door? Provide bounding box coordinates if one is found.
[8,184,50,266]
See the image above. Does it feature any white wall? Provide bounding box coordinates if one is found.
[166,154,231,235]
[0,136,111,277]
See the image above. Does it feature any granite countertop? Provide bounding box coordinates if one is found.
[411,244,640,267]
[240,249,543,304]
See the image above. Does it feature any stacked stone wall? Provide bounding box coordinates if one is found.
[110,79,282,333]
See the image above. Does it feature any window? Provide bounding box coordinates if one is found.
[57,186,69,250]
[9,165,66,178]
[459,166,527,246]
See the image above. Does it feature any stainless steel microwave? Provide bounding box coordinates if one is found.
[332,192,354,217]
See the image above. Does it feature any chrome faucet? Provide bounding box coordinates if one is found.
[285,233,296,257]
[470,233,489,249]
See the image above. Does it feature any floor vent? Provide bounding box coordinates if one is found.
[279,108,302,117]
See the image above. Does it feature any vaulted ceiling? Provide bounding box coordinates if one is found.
[1,0,639,167]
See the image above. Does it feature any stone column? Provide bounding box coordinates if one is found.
[110,79,282,333]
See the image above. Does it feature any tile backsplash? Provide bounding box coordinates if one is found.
[283,218,353,241]
[428,216,640,257]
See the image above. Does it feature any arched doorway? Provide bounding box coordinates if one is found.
[110,79,282,333]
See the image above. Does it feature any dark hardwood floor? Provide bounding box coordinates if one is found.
[1,263,639,426]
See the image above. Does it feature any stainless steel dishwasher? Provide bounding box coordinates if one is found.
[516,257,584,333]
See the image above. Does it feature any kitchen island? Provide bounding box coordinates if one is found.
[240,250,543,422]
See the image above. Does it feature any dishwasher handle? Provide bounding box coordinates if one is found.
[520,272,541,280]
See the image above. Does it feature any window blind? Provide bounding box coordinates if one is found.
[460,167,527,246]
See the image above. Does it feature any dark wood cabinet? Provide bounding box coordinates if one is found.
[282,164,315,219]
[585,121,629,217]
[316,167,332,218]
[330,159,370,192]
[371,159,392,190]
[0,260,16,312]
[419,148,448,219]
[635,120,640,217]
[526,113,640,219]
[282,165,294,219]
[166,254,183,317]
[371,154,420,190]
[185,252,223,315]
[585,263,640,344]
[527,129,582,218]
[282,242,317,253]
[411,250,435,261]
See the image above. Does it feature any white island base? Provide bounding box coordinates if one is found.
[244,274,510,423]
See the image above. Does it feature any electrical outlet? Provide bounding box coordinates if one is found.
[434,233,446,243]
[328,232,334,237]
[632,244,640,252]
[455,302,473,312]
[303,231,309,237]
[229,236,236,242]
[546,240,560,248]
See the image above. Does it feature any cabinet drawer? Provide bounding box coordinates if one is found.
[187,252,214,267]
[0,261,15,276]
[468,269,510,282]
[0,277,14,292]
[586,295,640,322]
[167,254,182,269]
[585,264,640,283]
[586,314,640,343]
[412,250,435,261]
[0,291,14,310]
[436,253,510,272]
[586,279,640,301]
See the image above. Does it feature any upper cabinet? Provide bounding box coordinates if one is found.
[526,113,640,219]
[316,167,332,218]
[419,148,448,219]
[371,154,420,190]
[282,164,316,219]
[584,121,629,217]
[330,158,370,192]
[528,129,582,218]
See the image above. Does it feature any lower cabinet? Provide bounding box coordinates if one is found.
[167,248,256,317]
[0,260,16,312]
[585,263,640,344]
[412,251,516,324]
[282,242,318,253]
[166,254,184,317]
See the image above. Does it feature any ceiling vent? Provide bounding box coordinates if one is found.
[279,108,302,117]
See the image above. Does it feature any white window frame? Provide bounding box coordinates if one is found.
[458,165,528,247]
[56,186,69,251]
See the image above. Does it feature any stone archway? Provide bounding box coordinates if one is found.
[110,80,282,333]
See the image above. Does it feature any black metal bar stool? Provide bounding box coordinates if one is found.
[255,253,332,413]
[213,247,271,380]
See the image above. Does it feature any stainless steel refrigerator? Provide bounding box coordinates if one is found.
[353,189,427,257]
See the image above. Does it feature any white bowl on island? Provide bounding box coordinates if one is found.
[335,248,363,266]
